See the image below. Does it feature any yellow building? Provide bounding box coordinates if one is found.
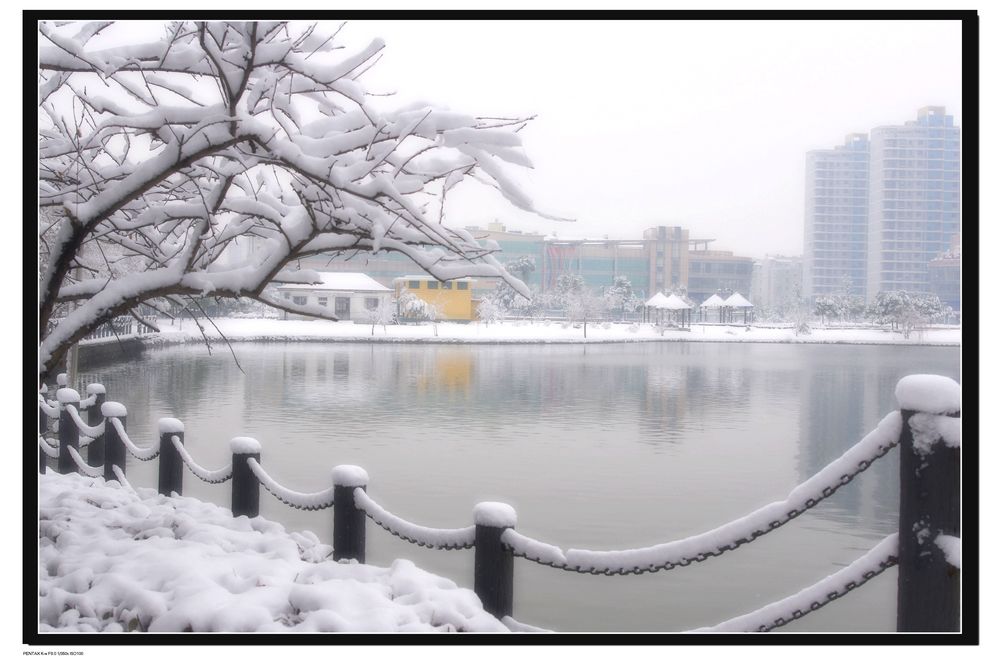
[393,276,476,322]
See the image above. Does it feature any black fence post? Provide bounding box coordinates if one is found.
[895,375,961,632]
[231,437,261,518]
[473,502,516,619]
[157,418,185,497]
[39,388,48,474]
[86,384,106,467]
[102,403,127,483]
[333,465,368,563]
[56,388,80,474]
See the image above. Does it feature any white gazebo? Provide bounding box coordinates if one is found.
[699,293,727,322]
[722,292,755,324]
[661,293,693,327]
[643,292,671,324]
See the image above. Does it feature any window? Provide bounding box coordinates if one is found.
[365,297,379,310]
[442,281,452,289]
[427,281,439,289]
[457,282,469,290]
[283,291,291,300]
[408,280,421,289]
[318,297,328,307]
[292,296,307,306]
[335,297,351,317]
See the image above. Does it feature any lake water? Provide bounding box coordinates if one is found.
[77,340,960,632]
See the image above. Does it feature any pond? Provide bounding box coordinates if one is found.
[76,340,960,632]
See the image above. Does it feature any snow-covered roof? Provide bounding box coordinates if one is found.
[645,292,671,308]
[662,294,692,310]
[276,272,390,293]
[723,292,754,308]
[700,294,726,308]
[394,275,475,282]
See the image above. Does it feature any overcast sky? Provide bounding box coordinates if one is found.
[333,19,963,258]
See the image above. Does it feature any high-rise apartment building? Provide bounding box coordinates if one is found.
[803,107,961,307]
[803,133,869,300]
[866,106,961,301]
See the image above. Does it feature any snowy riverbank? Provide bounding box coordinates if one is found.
[87,317,962,348]
[38,472,515,633]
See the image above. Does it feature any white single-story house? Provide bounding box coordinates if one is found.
[273,272,392,322]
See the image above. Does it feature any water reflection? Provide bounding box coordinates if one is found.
[77,340,959,631]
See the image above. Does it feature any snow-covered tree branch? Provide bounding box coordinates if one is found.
[37,20,543,382]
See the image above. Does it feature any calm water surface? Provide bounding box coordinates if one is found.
[78,341,960,632]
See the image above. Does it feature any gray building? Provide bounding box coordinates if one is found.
[803,133,869,300]
[866,106,961,301]
[752,255,803,314]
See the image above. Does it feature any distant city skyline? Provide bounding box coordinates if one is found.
[336,19,962,259]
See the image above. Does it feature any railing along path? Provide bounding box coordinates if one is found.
[37,374,962,633]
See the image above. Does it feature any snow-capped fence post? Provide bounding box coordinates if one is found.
[231,437,261,518]
[473,502,516,619]
[157,418,185,497]
[102,403,127,483]
[86,384,106,468]
[333,466,369,563]
[895,375,961,632]
[56,388,80,475]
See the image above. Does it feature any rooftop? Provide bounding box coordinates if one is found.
[275,272,390,292]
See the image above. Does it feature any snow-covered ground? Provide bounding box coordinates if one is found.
[37,472,513,633]
[85,317,961,348]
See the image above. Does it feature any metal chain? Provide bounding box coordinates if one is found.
[110,418,160,462]
[363,512,475,551]
[171,435,233,485]
[66,446,104,478]
[247,459,335,511]
[741,556,898,632]
[507,439,898,575]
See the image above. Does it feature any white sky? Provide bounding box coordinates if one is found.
[331,19,962,258]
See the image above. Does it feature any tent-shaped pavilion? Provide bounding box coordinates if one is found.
[661,293,693,327]
[699,293,727,322]
[722,292,755,324]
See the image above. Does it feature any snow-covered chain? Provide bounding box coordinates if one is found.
[38,436,60,459]
[38,397,60,419]
[171,435,233,485]
[353,488,476,550]
[66,446,105,478]
[504,412,901,575]
[694,534,898,632]
[111,465,134,493]
[65,404,105,437]
[109,418,160,461]
[246,458,334,511]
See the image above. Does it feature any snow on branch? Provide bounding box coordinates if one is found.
[37,20,545,380]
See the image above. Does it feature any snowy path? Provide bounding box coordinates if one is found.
[83,317,961,348]
[37,472,511,633]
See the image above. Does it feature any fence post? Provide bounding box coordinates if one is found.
[39,386,48,474]
[102,402,127,483]
[473,502,516,619]
[157,418,185,497]
[231,437,261,518]
[332,465,369,563]
[56,388,80,474]
[895,374,961,632]
[85,384,106,467]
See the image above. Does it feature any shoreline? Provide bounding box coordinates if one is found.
[79,318,961,351]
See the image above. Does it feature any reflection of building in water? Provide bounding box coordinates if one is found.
[797,362,899,529]
[636,355,755,442]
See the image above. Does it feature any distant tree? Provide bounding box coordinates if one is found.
[866,291,947,338]
[813,296,839,326]
[365,300,396,336]
[477,293,506,326]
[604,275,639,320]
[565,288,606,338]
[553,274,585,309]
